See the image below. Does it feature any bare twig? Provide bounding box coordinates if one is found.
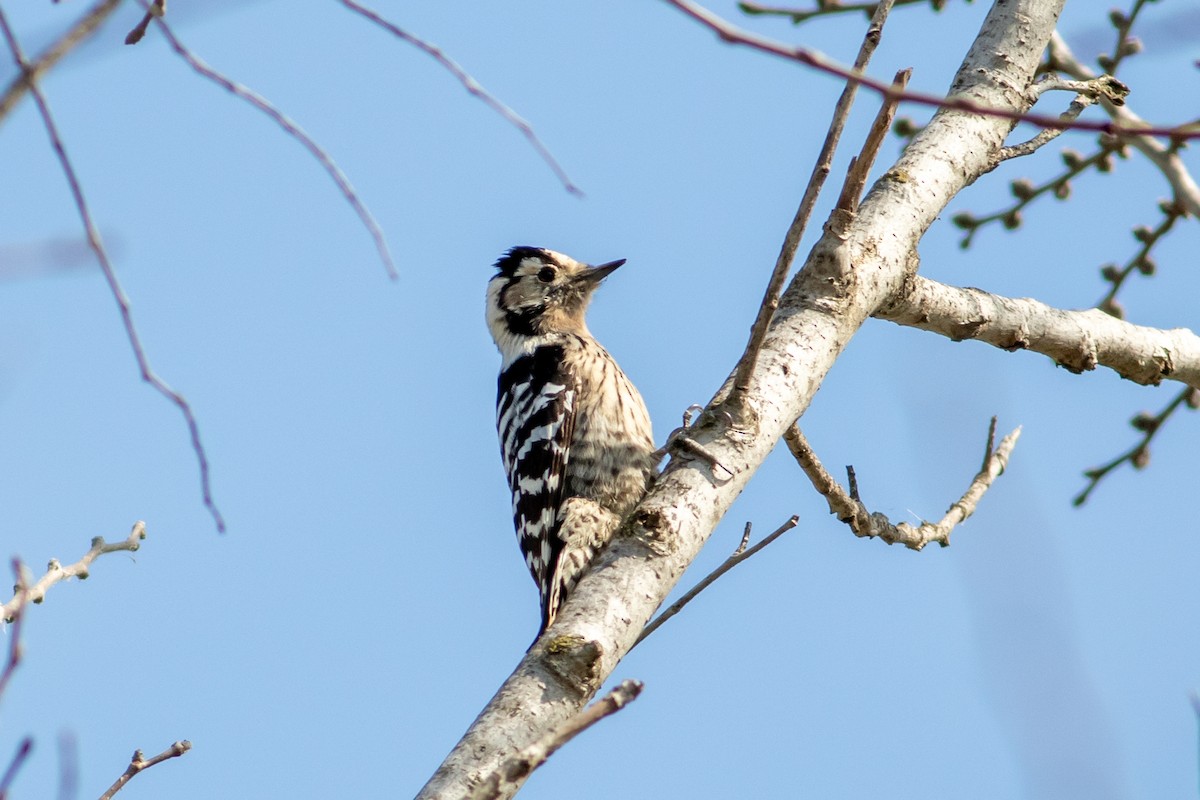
[1,522,147,623]
[337,0,582,197]
[836,68,910,212]
[97,741,191,800]
[124,0,164,45]
[727,0,897,411]
[994,75,1127,162]
[57,732,79,800]
[467,680,643,800]
[663,0,1200,140]
[953,136,1126,248]
[0,9,226,533]
[138,2,397,280]
[1047,33,1200,216]
[0,738,32,800]
[1074,386,1197,506]
[1098,0,1152,77]
[0,561,27,701]
[786,426,874,531]
[846,464,862,501]
[1029,74,1129,106]
[739,0,932,25]
[0,0,122,125]
[785,418,1020,550]
[634,515,800,647]
[1095,199,1186,319]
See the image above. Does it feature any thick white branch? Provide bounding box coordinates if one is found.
[874,274,1200,390]
[415,2,1065,797]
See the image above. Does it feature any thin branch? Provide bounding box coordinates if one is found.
[0,738,32,800]
[0,0,122,125]
[1095,198,1186,319]
[1,522,147,623]
[466,680,643,800]
[0,561,27,701]
[994,75,1123,162]
[1047,32,1200,216]
[1074,385,1197,506]
[727,0,897,411]
[784,419,1020,550]
[97,741,191,800]
[124,0,163,45]
[1098,0,1153,77]
[873,273,1200,390]
[634,515,800,648]
[835,68,910,212]
[0,8,226,533]
[1028,74,1129,105]
[662,0,1200,140]
[337,0,582,197]
[739,0,934,25]
[953,136,1126,248]
[57,733,79,800]
[786,425,876,530]
[138,2,397,280]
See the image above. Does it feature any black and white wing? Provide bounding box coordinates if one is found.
[496,346,575,630]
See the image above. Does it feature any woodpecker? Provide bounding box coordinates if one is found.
[487,246,656,636]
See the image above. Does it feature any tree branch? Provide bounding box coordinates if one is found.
[726,0,896,412]
[466,680,643,800]
[633,516,799,648]
[0,738,32,800]
[739,0,932,26]
[663,0,1199,140]
[416,2,1063,796]
[835,68,910,212]
[138,1,397,280]
[0,561,27,701]
[1094,199,1188,320]
[784,419,1019,550]
[0,0,122,125]
[123,0,163,45]
[1,523,147,623]
[873,273,1200,390]
[97,741,191,800]
[1047,32,1200,215]
[1074,385,1197,506]
[336,0,582,197]
[0,8,227,533]
[994,75,1125,162]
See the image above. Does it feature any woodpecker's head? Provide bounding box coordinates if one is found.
[487,246,624,352]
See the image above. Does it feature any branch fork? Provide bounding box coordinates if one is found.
[785,418,1020,550]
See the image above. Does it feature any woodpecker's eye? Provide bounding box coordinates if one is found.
[536,266,557,283]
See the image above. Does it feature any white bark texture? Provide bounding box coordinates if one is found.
[417,1,1066,797]
[875,275,1200,389]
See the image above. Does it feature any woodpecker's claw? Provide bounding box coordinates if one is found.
[654,404,734,480]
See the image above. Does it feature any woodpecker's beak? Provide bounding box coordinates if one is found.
[576,259,626,286]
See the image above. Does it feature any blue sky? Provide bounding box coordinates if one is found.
[0,2,1197,798]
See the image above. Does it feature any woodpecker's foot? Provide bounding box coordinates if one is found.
[655,404,734,480]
